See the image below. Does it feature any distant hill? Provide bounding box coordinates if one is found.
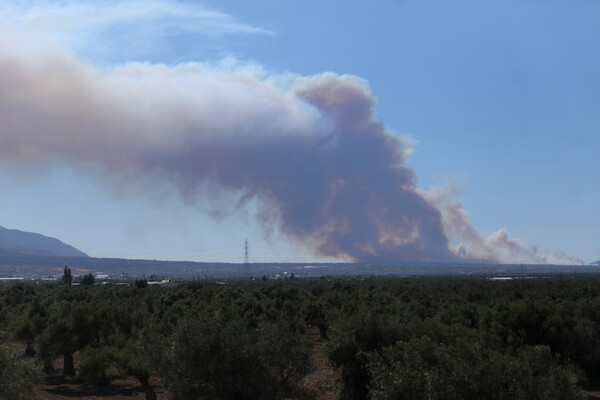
[0,225,88,257]
[592,260,600,266]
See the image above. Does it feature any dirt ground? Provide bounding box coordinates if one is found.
[585,388,600,400]
[34,374,169,400]
[300,329,340,400]
[29,329,339,400]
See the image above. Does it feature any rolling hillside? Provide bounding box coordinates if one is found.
[0,225,88,257]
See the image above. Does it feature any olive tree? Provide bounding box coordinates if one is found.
[159,316,313,400]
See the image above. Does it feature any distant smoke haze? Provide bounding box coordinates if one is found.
[423,188,584,265]
[0,39,582,264]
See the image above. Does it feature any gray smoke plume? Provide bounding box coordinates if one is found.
[0,42,459,262]
[422,188,585,265]
[0,39,581,264]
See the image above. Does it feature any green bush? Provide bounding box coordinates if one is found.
[80,274,95,285]
[368,338,582,400]
[0,345,41,400]
[159,316,312,400]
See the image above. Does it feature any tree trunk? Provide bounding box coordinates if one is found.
[319,324,329,339]
[139,376,157,400]
[98,370,110,386]
[25,343,36,357]
[63,352,75,376]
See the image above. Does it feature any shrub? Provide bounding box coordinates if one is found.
[0,345,41,400]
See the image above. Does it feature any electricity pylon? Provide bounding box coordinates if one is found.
[243,238,250,279]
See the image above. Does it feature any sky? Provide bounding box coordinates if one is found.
[0,0,598,264]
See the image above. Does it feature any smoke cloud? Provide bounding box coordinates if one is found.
[0,37,580,264]
[0,41,459,262]
[423,188,585,265]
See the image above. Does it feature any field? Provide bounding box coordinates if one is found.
[4,275,600,399]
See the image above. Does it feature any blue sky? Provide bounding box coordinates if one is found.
[0,0,598,263]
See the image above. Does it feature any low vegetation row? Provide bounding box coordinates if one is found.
[2,274,600,399]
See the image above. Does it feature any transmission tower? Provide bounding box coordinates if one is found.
[243,238,250,279]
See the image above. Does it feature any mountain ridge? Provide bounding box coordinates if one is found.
[0,225,88,257]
